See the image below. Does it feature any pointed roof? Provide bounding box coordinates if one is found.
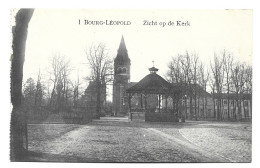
[118,36,127,51]
[114,36,130,65]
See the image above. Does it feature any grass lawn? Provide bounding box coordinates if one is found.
[28,124,81,150]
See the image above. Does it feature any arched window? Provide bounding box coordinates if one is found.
[117,67,122,74]
[122,67,127,73]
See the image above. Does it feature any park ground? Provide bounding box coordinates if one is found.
[25,117,251,163]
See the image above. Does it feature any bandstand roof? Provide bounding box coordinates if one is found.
[126,70,173,94]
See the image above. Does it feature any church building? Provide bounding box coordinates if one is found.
[112,36,133,116]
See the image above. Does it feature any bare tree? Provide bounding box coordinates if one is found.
[180,51,193,119]
[210,53,224,120]
[166,55,185,117]
[167,51,202,120]
[85,43,113,119]
[231,62,247,121]
[209,74,217,118]
[245,65,252,94]
[60,59,72,110]
[244,65,252,116]
[222,50,233,120]
[48,54,61,108]
[198,63,209,119]
[166,55,184,83]
[48,54,72,112]
[191,53,199,120]
[72,72,81,108]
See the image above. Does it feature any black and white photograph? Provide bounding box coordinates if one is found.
[7,6,256,165]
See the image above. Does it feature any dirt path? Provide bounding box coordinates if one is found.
[27,117,251,162]
[145,128,231,162]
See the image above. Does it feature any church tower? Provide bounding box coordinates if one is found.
[113,36,131,116]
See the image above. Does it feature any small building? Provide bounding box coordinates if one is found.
[83,81,106,118]
[212,93,252,121]
[126,66,179,122]
[161,83,215,120]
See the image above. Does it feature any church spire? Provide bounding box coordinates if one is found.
[115,35,130,65]
[118,35,127,52]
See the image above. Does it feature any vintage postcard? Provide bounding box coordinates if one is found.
[10,9,252,163]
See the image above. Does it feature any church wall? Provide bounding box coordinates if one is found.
[112,37,131,116]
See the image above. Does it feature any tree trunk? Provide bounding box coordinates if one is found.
[233,99,237,120]
[96,81,101,119]
[176,97,180,117]
[189,96,193,120]
[243,100,247,120]
[49,82,56,108]
[227,87,230,120]
[202,94,205,119]
[185,98,188,118]
[249,99,252,120]
[10,9,34,161]
[194,93,197,120]
[217,98,221,120]
[213,98,216,119]
[226,72,230,120]
[237,99,242,121]
[197,96,200,120]
[65,84,68,106]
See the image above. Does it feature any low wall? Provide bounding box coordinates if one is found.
[62,107,93,124]
[62,112,92,124]
[145,112,179,122]
[130,112,145,120]
[26,106,93,124]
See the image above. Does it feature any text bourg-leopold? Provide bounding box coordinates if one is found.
[79,19,131,25]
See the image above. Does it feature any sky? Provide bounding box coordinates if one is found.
[15,9,252,100]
